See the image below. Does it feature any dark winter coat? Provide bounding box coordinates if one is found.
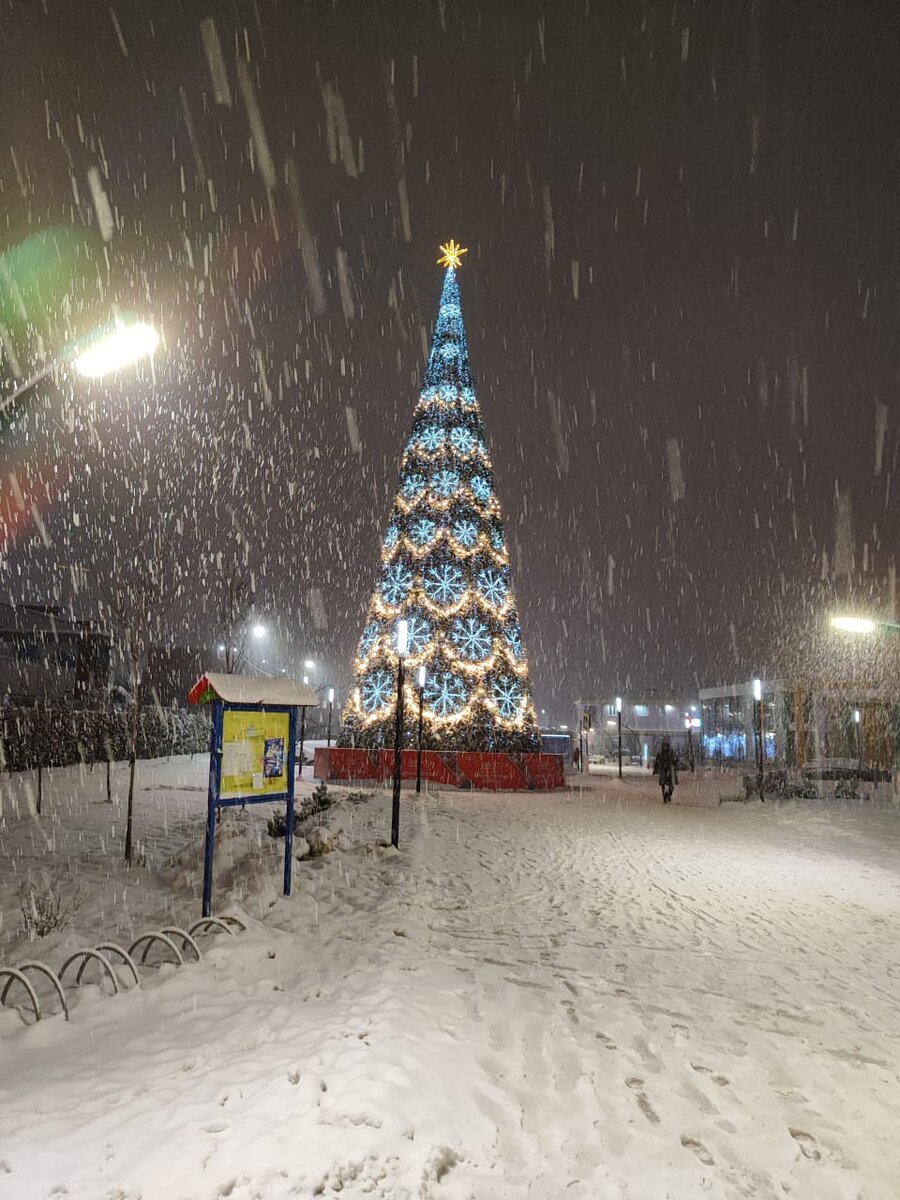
[652,746,679,787]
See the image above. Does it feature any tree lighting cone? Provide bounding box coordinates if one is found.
[341,244,540,753]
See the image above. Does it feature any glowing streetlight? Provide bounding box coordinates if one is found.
[72,320,160,378]
[831,615,875,634]
[252,624,266,640]
[615,696,623,779]
[304,659,315,669]
[1,316,161,416]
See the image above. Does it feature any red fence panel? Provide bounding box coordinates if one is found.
[314,748,564,791]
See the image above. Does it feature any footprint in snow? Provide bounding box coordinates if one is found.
[789,1128,821,1161]
[681,1135,715,1166]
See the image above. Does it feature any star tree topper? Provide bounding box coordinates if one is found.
[437,239,468,270]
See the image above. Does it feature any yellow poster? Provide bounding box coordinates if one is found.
[220,709,290,799]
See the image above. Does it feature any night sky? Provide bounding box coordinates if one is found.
[1,1,898,720]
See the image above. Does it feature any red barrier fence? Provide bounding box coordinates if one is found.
[314,747,565,791]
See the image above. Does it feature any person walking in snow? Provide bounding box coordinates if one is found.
[653,739,679,803]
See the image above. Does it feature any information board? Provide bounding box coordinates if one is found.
[220,709,291,799]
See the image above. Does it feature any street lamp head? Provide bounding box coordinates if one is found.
[327,687,335,704]
[304,659,315,669]
[752,678,762,702]
[417,664,426,689]
[831,615,876,635]
[396,618,409,657]
[302,675,309,685]
[72,319,159,379]
[853,709,861,724]
[252,624,266,640]
[217,643,225,653]
[615,696,622,714]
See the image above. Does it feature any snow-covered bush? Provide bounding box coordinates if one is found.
[17,875,83,939]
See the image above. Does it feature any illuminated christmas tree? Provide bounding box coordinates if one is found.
[341,241,540,753]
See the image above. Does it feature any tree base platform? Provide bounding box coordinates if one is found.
[314,747,565,791]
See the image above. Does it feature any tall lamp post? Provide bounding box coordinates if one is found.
[853,708,863,777]
[326,687,335,747]
[752,677,765,801]
[616,696,623,779]
[391,619,408,848]
[416,664,426,794]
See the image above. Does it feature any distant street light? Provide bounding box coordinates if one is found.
[252,624,266,640]
[831,614,900,635]
[391,619,408,848]
[1,317,160,416]
[616,696,623,779]
[416,664,426,794]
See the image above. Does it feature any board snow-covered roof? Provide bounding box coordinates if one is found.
[188,672,320,707]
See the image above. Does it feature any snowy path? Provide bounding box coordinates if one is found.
[1,769,899,1198]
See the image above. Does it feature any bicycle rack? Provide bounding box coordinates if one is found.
[59,949,120,995]
[1,961,69,1021]
[0,967,42,1023]
[0,913,247,1027]
[128,931,184,967]
[159,927,201,962]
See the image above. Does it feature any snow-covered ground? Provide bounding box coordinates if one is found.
[1,758,899,1199]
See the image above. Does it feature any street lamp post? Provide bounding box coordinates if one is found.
[326,687,335,747]
[391,619,408,848]
[685,718,695,772]
[301,700,309,782]
[752,678,765,801]
[416,664,426,794]
[616,696,623,779]
[853,708,863,777]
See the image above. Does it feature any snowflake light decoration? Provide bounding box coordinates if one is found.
[504,624,523,659]
[384,525,399,549]
[381,562,413,605]
[362,669,394,713]
[423,561,465,605]
[410,517,437,545]
[470,475,492,502]
[440,343,459,360]
[402,473,426,500]
[460,386,476,409]
[451,517,478,547]
[424,671,469,716]
[493,677,524,720]
[358,622,381,657]
[440,385,456,403]
[418,425,445,452]
[490,525,505,551]
[451,616,492,661]
[476,567,508,607]
[432,469,460,498]
[449,426,475,455]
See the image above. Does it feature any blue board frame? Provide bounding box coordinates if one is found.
[202,700,299,917]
